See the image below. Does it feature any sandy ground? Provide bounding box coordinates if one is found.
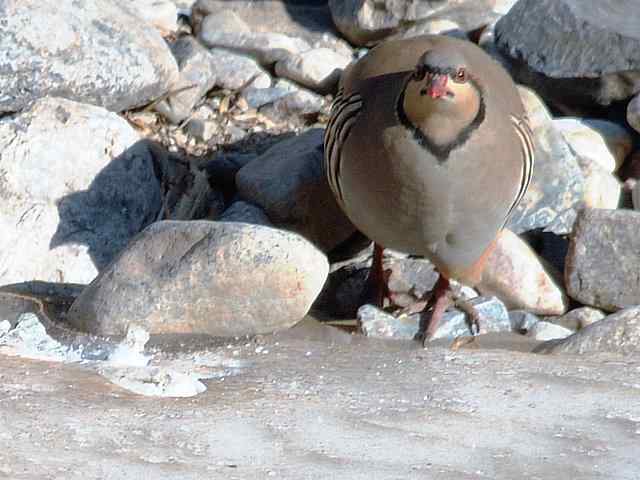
[1,319,639,480]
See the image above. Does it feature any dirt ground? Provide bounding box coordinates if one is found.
[1,318,639,480]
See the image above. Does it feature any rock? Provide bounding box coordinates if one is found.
[554,118,631,173]
[495,0,640,111]
[241,80,299,110]
[218,201,272,227]
[199,11,310,65]
[478,229,568,316]
[208,49,271,91]
[258,88,326,121]
[236,129,355,251]
[328,0,497,46]
[627,93,640,134]
[508,310,540,332]
[154,37,218,124]
[536,306,640,356]
[0,0,179,113]
[99,366,206,398]
[130,0,179,33]
[67,221,328,337]
[359,296,511,341]
[184,110,219,142]
[0,97,161,285]
[493,0,518,15]
[565,208,640,312]
[387,19,468,42]
[550,307,605,331]
[633,181,640,212]
[506,87,584,235]
[526,321,574,341]
[203,152,257,201]
[577,159,621,210]
[275,48,351,94]
[192,0,352,58]
[358,304,420,340]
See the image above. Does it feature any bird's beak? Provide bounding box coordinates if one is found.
[424,74,448,99]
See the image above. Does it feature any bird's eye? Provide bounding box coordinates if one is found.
[454,68,467,83]
[413,67,426,81]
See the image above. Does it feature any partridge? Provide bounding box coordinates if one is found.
[324,35,534,340]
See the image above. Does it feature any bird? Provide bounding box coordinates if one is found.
[324,35,534,341]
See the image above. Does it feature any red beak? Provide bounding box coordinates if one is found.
[425,74,448,98]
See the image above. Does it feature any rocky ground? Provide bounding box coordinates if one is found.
[2,0,640,477]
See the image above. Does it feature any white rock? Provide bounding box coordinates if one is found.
[208,48,271,91]
[275,48,351,93]
[99,366,207,397]
[578,159,621,209]
[0,0,179,113]
[0,97,161,285]
[554,118,632,173]
[129,0,178,33]
[527,321,574,341]
[478,229,568,315]
[199,11,311,65]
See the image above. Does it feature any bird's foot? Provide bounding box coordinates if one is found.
[415,275,452,346]
[360,243,394,308]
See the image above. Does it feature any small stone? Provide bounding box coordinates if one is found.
[431,296,511,341]
[506,87,584,235]
[550,307,605,331]
[184,117,218,142]
[526,321,574,341]
[565,209,640,311]
[259,88,326,121]
[536,306,640,356]
[236,129,355,251]
[478,229,568,316]
[218,201,272,227]
[577,159,621,210]
[199,11,310,65]
[358,304,418,340]
[99,366,206,397]
[207,49,271,91]
[275,48,351,94]
[67,221,329,337]
[508,310,540,332]
[154,36,218,124]
[130,0,178,33]
[241,80,298,110]
[627,94,640,135]
[553,118,632,173]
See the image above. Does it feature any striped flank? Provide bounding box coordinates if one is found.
[324,88,363,205]
[504,114,535,223]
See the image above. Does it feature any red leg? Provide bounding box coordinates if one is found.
[360,243,391,308]
[416,274,451,343]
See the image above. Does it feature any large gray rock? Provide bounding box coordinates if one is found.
[565,209,640,312]
[537,306,640,356]
[495,0,640,110]
[506,87,584,235]
[67,221,329,337]
[329,0,498,46]
[236,129,355,251]
[0,0,179,113]
[0,97,161,285]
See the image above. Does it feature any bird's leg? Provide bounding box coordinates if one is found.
[449,284,481,336]
[360,243,392,308]
[415,274,452,344]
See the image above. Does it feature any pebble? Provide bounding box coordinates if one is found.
[526,321,574,341]
[275,47,351,93]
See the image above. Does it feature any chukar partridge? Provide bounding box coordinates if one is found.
[324,35,534,340]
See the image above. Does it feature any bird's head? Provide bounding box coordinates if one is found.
[401,48,483,145]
